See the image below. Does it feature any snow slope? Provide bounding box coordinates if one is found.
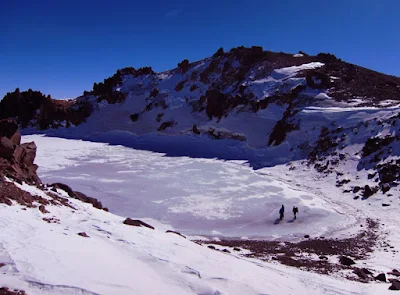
[0,180,394,295]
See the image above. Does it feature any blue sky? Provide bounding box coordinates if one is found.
[1,0,399,99]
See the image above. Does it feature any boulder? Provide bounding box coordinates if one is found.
[375,273,386,282]
[78,232,89,238]
[123,218,154,230]
[389,279,400,290]
[39,205,49,214]
[381,183,391,193]
[363,185,373,198]
[353,268,372,280]
[339,256,355,266]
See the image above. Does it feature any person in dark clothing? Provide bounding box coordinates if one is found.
[293,206,299,219]
[279,205,285,220]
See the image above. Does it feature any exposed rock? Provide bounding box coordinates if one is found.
[123,218,154,230]
[0,263,5,268]
[175,80,185,92]
[158,121,175,131]
[177,59,190,74]
[222,249,231,253]
[189,84,198,92]
[319,255,328,260]
[304,235,310,238]
[39,205,49,214]
[208,245,216,250]
[203,90,228,119]
[43,217,60,224]
[0,119,41,185]
[353,268,372,280]
[382,183,391,193]
[130,114,139,122]
[166,230,186,238]
[362,185,374,198]
[339,256,355,266]
[78,232,89,238]
[389,279,400,290]
[12,146,25,163]
[233,247,241,251]
[0,137,15,160]
[51,183,106,210]
[149,88,159,98]
[0,118,20,144]
[378,161,400,184]
[382,203,391,207]
[362,136,394,158]
[389,269,400,277]
[269,119,297,146]
[192,124,200,135]
[375,273,387,282]
[0,287,27,295]
[20,142,36,166]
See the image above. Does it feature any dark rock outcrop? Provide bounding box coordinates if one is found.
[339,256,356,266]
[123,218,155,230]
[375,273,387,282]
[0,119,41,185]
[158,121,176,131]
[39,205,49,214]
[353,268,372,280]
[389,279,400,290]
[0,118,21,144]
[51,183,107,211]
[78,232,89,238]
[389,269,400,277]
[362,185,374,198]
[166,230,186,238]
[0,89,92,129]
[0,288,27,295]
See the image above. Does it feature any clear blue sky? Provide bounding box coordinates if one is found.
[1,0,399,99]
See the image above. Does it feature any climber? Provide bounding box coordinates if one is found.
[293,206,299,220]
[279,205,285,220]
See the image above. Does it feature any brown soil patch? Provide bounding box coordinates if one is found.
[196,219,380,278]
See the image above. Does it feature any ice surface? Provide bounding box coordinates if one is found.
[24,135,356,239]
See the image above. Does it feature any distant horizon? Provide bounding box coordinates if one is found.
[1,0,399,99]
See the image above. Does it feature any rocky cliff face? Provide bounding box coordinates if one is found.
[0,118,40,185]
[0,118,107,211]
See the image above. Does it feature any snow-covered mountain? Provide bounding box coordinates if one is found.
[1,46,399,196]
[1,46,400,294]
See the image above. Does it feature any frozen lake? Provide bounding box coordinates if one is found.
[23,135,352,239]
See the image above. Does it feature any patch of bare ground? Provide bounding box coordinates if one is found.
[196,219,381,281]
